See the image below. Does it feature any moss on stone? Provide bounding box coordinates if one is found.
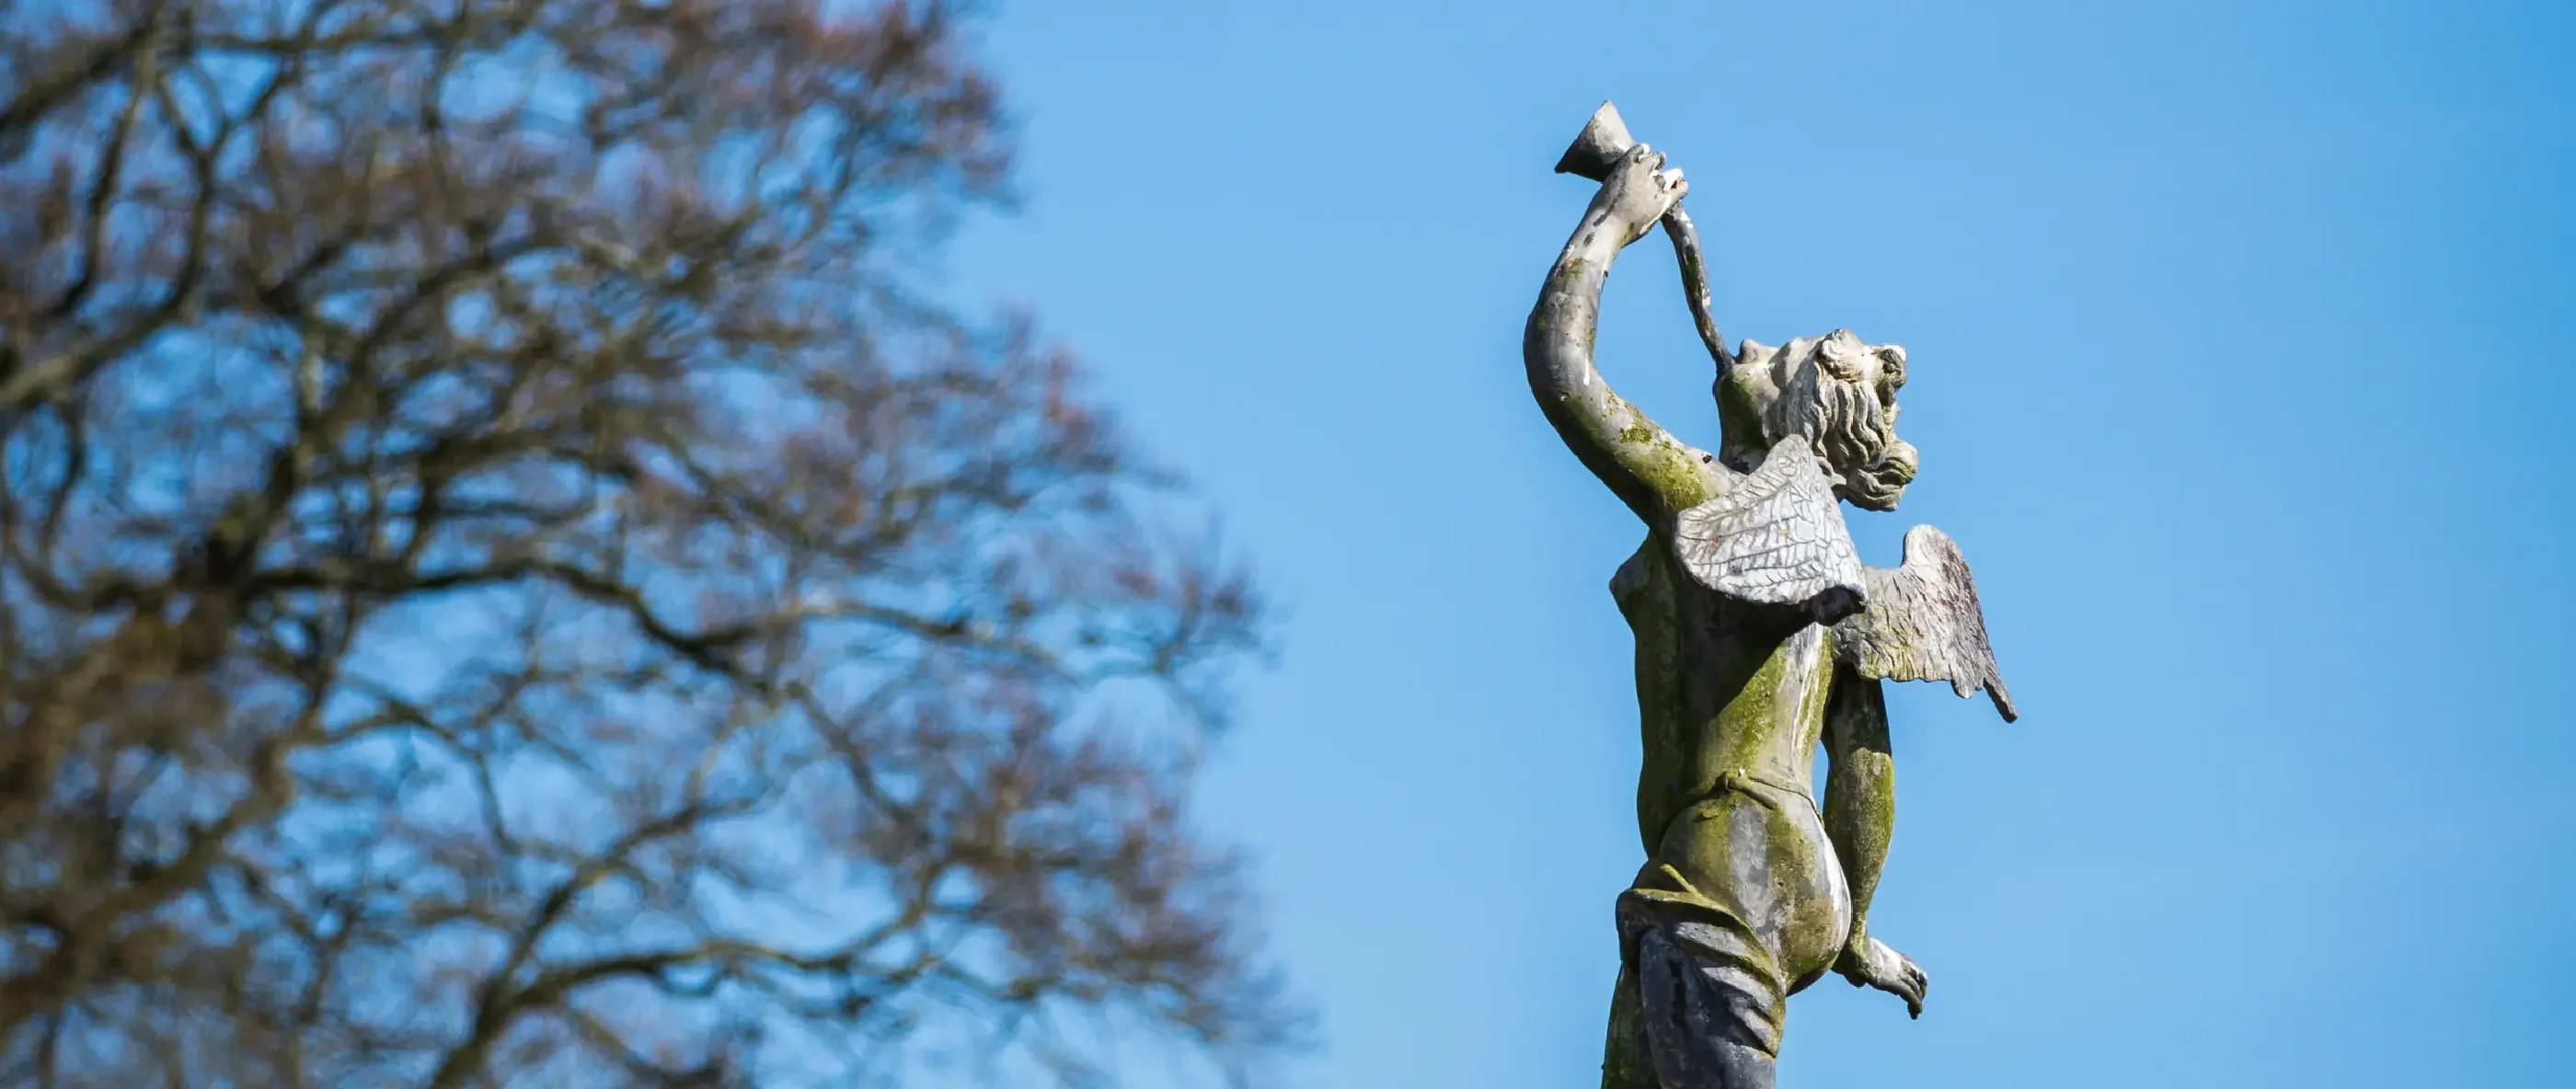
[1601,394,1714,513]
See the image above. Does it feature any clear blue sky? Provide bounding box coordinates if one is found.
[946,2,2576,1085]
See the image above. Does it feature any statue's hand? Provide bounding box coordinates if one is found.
[1834,934,1928,1018]
[1590,143,1687,246]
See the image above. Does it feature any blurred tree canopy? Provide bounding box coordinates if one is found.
[0,1,1294,1084]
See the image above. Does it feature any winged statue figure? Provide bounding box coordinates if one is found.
[1526,103,2017,1089]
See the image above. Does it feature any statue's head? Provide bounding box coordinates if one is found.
[1718,329,1917,511]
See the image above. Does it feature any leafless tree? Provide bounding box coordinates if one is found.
[0,1,1297,1084]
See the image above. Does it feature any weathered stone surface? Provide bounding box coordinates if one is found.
[1523,102,2016,1089]
[1834,526,2018,722]
[1671,434,1865,625]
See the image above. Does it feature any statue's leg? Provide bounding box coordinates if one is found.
[1601,962,1658,1089]
[1617,896,1787,1089]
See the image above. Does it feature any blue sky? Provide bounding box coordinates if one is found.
[946,1,2576,1085]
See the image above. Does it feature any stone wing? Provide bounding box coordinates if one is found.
[1671,435,1867,624]
[1833,524,2018,722]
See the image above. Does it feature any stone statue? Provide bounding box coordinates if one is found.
[1524,103,2018,1089]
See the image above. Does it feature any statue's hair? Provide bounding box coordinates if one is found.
[1748,331,1917,510]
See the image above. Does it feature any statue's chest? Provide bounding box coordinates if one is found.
[1614,539,1836,748]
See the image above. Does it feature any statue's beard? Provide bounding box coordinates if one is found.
[1841,439,1915,511]
[1789,375,1915,511]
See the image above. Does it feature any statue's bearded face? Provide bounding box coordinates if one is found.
[1727,329,1917,511]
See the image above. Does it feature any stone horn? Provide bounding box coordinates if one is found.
[1553,101,1732,369]
[1552,101,1639,182]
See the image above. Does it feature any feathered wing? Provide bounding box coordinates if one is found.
[1671,435,1868,623]
[1832,524,2018,722]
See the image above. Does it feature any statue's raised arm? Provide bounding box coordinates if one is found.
[1522,133,1726,525]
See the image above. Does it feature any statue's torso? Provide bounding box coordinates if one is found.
[1612,536,1853,984]
[1611,537,1837,840]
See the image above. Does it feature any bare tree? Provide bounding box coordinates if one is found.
[0,1,1297,1084]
